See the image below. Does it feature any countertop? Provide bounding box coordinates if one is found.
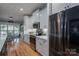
[0,36,7,52]
[36,36,48,40]
[24,33,48,40]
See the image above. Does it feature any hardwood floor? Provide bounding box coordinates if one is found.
[6,39,40,56]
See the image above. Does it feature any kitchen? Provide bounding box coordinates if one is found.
[21,3,79,56]
[0,3,49,56]
[0,3,79,56]
[23,4,49,56]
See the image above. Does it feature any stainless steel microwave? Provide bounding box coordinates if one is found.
[33,22,40,29]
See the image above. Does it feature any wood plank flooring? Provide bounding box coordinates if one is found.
[6,39,40,56]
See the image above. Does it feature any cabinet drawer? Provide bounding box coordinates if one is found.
[39,44,48,56]
[39,39,47,47]
[36,37,48,55]
[36,37,47,49]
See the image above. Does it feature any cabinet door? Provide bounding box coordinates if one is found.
[52,3,67,14]
[24,34,30,44]
[68,3,79,9]
[36,37,48,56]
[36,38,41,53]
[32,10,40,23]
[39,39,48,56]
[40,7,48,29]
[24,16,32,30]
[35,10,40,22]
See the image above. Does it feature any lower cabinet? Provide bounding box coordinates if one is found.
[24,34,30,44]
[36,37,48,56]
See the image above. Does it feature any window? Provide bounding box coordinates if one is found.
[1,31,7,37]
[0,22,20,39]
[8,25,13,30]
[14,25,19,30]
[1,24,7,30]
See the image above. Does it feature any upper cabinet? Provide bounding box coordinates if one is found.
[52,3,67,14]
[39,7,48,29]
[52,3,79,14]
[32,9,40,23]
[31,7,48,29]
[67,3,79,9]
[24,16,32,34]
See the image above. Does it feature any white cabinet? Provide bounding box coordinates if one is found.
[52,3,79,14]
[52,3,68,14]
[40,7,48,29]
[36,37,48,56]
[31,7,48,29]
[47,3,52,16]
[32,9,40,23]
[24,16,32,33]
[24,34,30,44]
[67,3,79,9]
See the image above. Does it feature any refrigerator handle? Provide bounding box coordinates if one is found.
[64,11,69,50]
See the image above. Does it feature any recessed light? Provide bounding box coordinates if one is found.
[20,8,24,11]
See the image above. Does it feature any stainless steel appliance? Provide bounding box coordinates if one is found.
[30,35,36,51]
[49,11,65,55]
[49,6,79,56]
[65,6,79,54]
[33,22,40,29]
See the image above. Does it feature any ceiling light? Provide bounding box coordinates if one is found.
[20,8,24,11]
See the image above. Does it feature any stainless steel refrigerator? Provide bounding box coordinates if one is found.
[49,5,79,56]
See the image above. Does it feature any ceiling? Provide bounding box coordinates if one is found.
[0,3,46,23]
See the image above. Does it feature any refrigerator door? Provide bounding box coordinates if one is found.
[65,6,79,53]
[49,11,65,55]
